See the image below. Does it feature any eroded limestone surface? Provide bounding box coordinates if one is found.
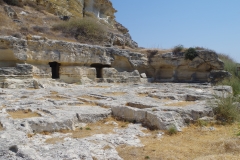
[0,82,231,159]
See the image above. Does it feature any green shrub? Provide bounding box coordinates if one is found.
[173,45,184,54]
[167,125,178,135]
[52,18,107,44]
[85,127,91,130]
[217,54,240,96]
[185,47,198,60]
[213,96,240,124]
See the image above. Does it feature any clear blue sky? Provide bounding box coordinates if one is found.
[111,0,240,62]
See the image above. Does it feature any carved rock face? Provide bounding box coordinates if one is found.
[0,36,230,84]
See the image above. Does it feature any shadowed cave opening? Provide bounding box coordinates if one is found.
[49,62,61,79]
[91,63,111,78]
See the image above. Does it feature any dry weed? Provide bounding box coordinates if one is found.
[117,124,240,160]
[7,109,41,119]
[165,101,196,107]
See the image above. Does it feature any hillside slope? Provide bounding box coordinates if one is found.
[0,0,137,47]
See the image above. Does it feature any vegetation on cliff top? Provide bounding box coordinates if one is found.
[52,17,107,45]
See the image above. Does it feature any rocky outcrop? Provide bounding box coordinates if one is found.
[146,50,226,82]
[0,36,229,85]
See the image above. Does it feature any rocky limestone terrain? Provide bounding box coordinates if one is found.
[0,81,232,159]
[0,0,236,160]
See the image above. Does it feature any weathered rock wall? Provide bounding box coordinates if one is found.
[0,36,229,84]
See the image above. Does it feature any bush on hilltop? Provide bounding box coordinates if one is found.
[52,18,107,44]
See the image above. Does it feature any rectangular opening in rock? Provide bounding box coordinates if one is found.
[7,109,41,119]
[90,63,111,78]
[49,62,61,79]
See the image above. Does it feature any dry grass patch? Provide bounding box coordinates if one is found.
[117,124,240,160]
[165,101,196,107]
[44,117,129,142]
[103,92,126,96]
[7,109,41,119]
[45,137,65,144]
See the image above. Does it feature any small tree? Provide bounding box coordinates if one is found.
[172,45,184,55]
[185,47,198,60]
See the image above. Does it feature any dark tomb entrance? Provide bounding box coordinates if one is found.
[49,62,61,79]
[90,63,111,78]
